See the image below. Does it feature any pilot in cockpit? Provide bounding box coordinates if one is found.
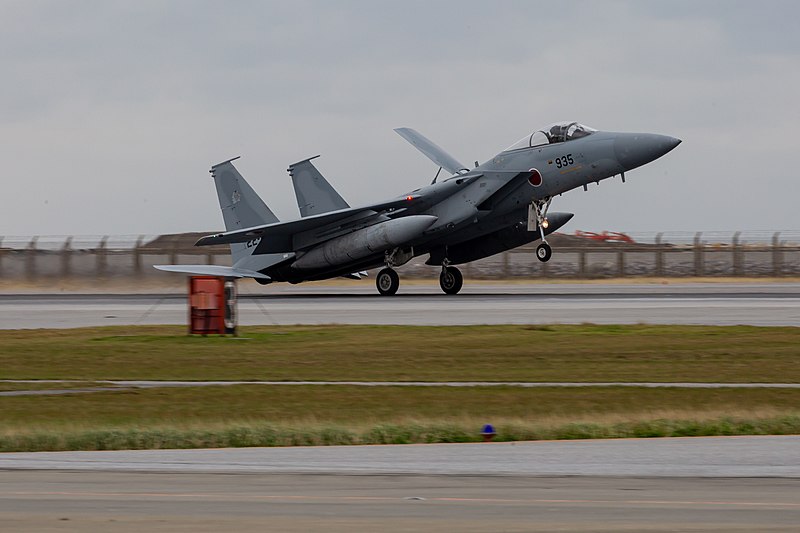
[503,122,596,151]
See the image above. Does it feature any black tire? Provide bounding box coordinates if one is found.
[536,243,552,262]
[439,266,463,295]
[376,268,400,295]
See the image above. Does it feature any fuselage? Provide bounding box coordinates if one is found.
[269,125,680,282]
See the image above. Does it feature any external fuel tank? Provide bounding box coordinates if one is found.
[291,215,437,270]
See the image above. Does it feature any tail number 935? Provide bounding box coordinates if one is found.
[554,154,574,168]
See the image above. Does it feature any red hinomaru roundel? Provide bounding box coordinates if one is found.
[528,168,543,187]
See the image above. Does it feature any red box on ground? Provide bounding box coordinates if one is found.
[188,276,236,335]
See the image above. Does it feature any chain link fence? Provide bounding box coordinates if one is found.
[1,231,799,282]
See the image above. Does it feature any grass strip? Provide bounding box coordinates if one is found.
[0,381,111,392]
[2,324,800,382]
[3,416,799,452]
[1,385,798,451]
[4,385,800,425]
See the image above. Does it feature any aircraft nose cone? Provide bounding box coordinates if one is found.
[614,133,681,171]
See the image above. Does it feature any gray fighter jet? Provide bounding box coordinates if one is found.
[156,122,680,295]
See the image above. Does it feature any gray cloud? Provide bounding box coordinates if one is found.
[1,1,798,236]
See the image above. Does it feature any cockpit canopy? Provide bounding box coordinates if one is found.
[504,121,597,151]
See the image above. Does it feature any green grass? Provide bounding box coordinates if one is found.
[1,385,799,451]
[4,416,800,452]
[4,385,800,425]
[0,381,110,392]
[2,324,800,382]
[2,324,799,451]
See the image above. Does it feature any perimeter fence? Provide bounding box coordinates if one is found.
[1,231,800,282]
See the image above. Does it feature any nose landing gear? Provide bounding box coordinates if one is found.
[536,242,552,262]
[529,197,553,263]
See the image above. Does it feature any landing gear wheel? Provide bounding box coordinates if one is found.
[376,268,400,296]
[536,243,552,263]
[439,266,463,295]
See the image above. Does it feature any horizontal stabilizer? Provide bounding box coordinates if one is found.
[154,264,271,280]
[394,127,468,175]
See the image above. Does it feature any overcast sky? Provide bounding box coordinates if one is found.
[2,1,799,237]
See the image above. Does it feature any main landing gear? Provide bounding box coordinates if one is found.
[439,262,463,295]
[376,267,400,296]
[376,248,404,295]
[376,251,464,296]
[530,197,553,263]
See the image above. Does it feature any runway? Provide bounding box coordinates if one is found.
[1,282,799,328]
[2,283,799,529]
[3,435,798,476]
[3,472,799,532]
[2,437,799,531]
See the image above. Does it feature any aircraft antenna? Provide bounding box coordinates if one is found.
[431,166,442,185]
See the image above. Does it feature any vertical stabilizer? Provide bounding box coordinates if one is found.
[210,157,279,263]
[288,156,350,217]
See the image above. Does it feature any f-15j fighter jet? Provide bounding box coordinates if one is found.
[157,122,680,295]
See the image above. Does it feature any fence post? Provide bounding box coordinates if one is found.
[134,235,144,276]
[26,236,39,281]
[502,251,510,277]
[732,232,742,276]
[578,250,587,278]
[617,248,625,277]
[60,236,73,278]
[772,232,782,276]
[693,232,704,277]
[170,236,179,265]
[96,236,108,278]
[655,233,664,276]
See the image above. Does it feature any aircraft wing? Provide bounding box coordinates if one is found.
[195,197,419,252]
[394,128,468,175]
